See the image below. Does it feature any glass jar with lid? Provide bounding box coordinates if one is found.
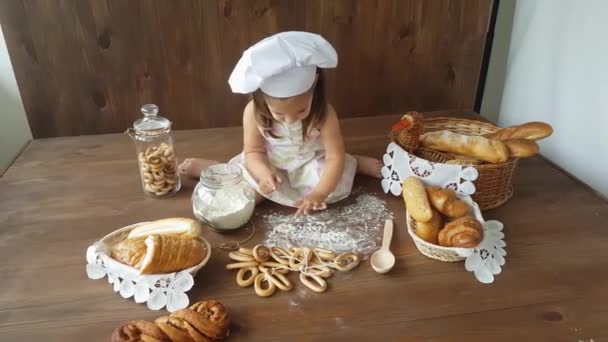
[192,164,256,231]
[126,104,181,197]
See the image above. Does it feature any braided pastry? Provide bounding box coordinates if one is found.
[438,216,483,248]
[173,300,230,340]
[111,300,230,342]
[111,320,169,342]
[154,316,207,342]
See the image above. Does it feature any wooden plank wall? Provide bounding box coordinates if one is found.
[0,0,492,138]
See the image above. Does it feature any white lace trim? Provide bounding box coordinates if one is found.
[381,142,478,197]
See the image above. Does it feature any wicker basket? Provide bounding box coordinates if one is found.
[86,222,212,311]
[390,111,424,152]
[420,117,518,210]
[406,195,484,262]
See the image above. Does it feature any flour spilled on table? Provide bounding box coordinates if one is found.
[260,191,393,256]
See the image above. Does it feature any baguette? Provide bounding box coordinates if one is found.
[502,138,540,158]
[484,121,553,141]
[402,177,433,222]
[445,153,484,165]
[421,130,509,164]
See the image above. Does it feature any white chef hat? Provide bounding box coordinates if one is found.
[228,31,338,98]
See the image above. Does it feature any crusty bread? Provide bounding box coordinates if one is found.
[484,121,553,141]
[502,138,540,158]
[140,235,207,274]
[421,130,509,164]
[128,218,202,239]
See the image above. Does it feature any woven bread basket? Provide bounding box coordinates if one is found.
[420,117,518,210]
[406,195,484,262]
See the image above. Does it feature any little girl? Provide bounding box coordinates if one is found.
[180,31,382,215]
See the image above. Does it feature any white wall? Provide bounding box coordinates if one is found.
[0,24,32,174]
[483,0,608,197]
[480,0,516,123]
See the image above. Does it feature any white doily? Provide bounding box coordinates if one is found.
[461,220,507,284]
[85,223,210,312]
[381,142,479,196]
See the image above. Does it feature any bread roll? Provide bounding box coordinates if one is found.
[128,218,202,240]
[426,186,470,219]
[484,121,553,141]
[402,177,432,222]
[438,216,483,248]
[421,130,509,164]
[414,209,442,244]
[140,235,207,274]
[502,138,540,158]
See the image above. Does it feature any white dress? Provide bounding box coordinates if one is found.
[229,120,357,207]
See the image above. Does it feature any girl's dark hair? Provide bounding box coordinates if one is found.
[251,69,327,139]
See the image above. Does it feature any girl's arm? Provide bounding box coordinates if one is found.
[296,105,345,215]
[243,101,282,193]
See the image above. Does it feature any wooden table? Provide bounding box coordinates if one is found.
[1,111,606,341]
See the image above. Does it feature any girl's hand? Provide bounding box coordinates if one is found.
[295,192,328,216]
[258,172,282,194]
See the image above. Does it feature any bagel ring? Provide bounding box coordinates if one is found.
[254,273,276,297]
[299,272,327,293]
[258,264,289,275]
[152,170,165,181]
[163,146,174,157]
[228,251,255,262]
[225,261,259,270]
[253,245,271,263]
[236,266,259,287]
[269,247,292,265]
[289,247,312,271]
[313,247,337,261]
[143,172,153,183]
[263,270,292,291]
[305,264,333,278]
[334,252,360,272]
[238,247,254,256]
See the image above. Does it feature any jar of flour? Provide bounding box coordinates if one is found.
[192,164,256,231]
